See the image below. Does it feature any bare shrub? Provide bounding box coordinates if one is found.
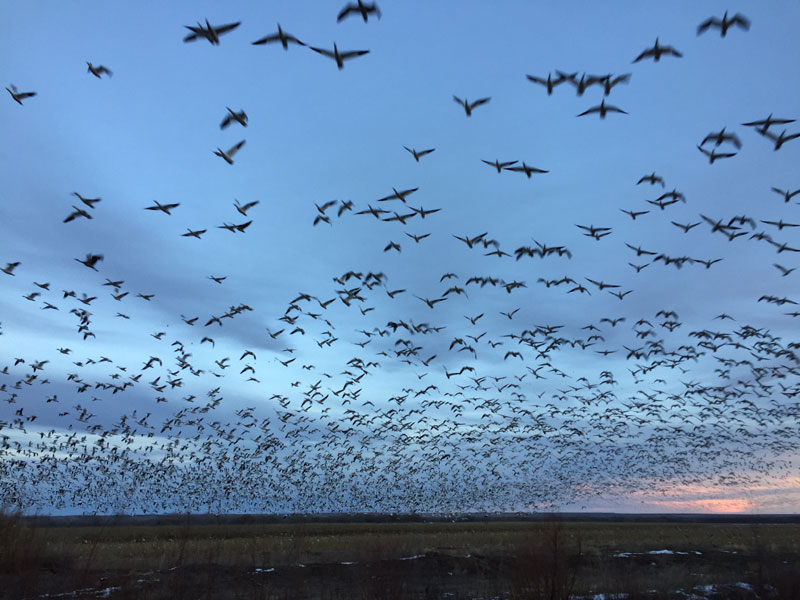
[510,518,582,600]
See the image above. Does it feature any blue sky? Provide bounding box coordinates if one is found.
[2,1,800,514]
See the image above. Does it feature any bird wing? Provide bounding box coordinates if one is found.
[227,140,246,155]
[183,26,203,42]
[340,49,370,60]
[252,33,278,45]
[731,14,751,30]
[337,4,356,21]
[310,46,335,58]
[696,17,719,35]
[213,22,241,35]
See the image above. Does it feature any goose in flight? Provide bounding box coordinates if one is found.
[6,84,36,105]
[410,205,440,219]
[637,172,665,187]
[234,199,259,215]
[504,162,549,178]
[145,200,180,214]
[377,187,418,203]
[763,129,800,151]
[404,146,435,162]
[309,43,370,69]
[771,188,800,203]
[252,24,305,49]
[526,72,568,95]
[73,192,101,208]
[742,114,795,134]
[182,228,206,239]
[577,99,627,118]
[337,1,381,22]
[87,62,112,78]
[701,128,742,149]
[64,206,92,223]
[75,253,103,271]
[453,96,490,117]
[2,262,21,276]
[482,159,517,173]
[697,12,750,37]
[183,20,240,45]
[220,108,247,129]
[599,73,631,96]
[633,38,683,62]
[620,209,649,220]
[215,140,246,164]
[697,145,736,164]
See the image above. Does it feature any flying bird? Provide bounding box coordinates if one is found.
[577,99,627,118]
[2,262,21,276]
[234,199,259,215]
[741,114,795,133]
[697,12,751,37]
[252,24,305,49]
[220,108,247,129]
[64,206,92,223]
[309,43,370,69]
[73,192,101,208]
[337,1,381,22]
[86,62,112,78]
[633,38,683,62]
[771,188,800,203]
[637,172,665,187]
[504,162,549,178]
[75,253,103,271]
[183,20,240,45]
[6,84,36,105]
[377,187,419,203]
[697,145,736,164]
[145,201,180,215]
[453,96,490,117]
[215,140,246,164]
[526,72,568,95]
[701,128,742,149]
[482,159,517,173]
[404,146,435,162]
[763,129,800,151]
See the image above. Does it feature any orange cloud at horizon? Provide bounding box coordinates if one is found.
[645,497,754,513]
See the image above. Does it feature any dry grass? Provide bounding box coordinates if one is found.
[2,516,799,599]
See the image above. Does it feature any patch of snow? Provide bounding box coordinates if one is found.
[38,586,121,599]
[398,554,424,560]
[340,561,357,565]
[253,567,275,573]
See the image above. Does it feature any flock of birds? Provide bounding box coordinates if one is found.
[2,5,800,515]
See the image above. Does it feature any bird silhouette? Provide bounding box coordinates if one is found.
[252,24,306,49]
[697,12,750,37]
[633,38,683,62]
[183,20,240,44]
[309,43,370,69]
[453,96,490,117]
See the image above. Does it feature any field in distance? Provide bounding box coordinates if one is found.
[2,513,800,599]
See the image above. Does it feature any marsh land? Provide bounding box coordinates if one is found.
[2,513,799,599]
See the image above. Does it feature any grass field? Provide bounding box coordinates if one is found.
[2,512,799,599]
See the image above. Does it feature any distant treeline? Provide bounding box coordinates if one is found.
[22,512,800,528]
